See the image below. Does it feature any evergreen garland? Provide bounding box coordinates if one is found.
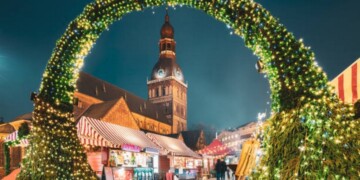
[18,122,30,139]
[3,143,10,175]
[18,0,359,179]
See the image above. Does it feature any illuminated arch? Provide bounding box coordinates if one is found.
[19,0,358,179]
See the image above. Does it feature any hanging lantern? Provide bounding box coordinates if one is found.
[255,60,266,73]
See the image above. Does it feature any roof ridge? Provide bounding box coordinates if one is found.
[79,72,147,101]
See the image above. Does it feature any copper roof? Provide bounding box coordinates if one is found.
[150,56,184,82]
[160,11,174,39]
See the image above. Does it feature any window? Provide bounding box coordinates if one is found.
[162,43,166,50]
[167,43,170,49]
[156,88,159,97]
[162,86,166,96]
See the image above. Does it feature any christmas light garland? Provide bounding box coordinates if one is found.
[19,0,359,179]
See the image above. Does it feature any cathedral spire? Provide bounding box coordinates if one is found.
[165,8,169,22]
[150,10,184,82]
[160,9,174,39]
[147,9,187,133]
[148,10,188,133]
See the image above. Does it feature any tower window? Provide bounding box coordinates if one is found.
[162,43,166,51]
[156,88,159,97]
[166,43,171,50]
[162,86,166,96]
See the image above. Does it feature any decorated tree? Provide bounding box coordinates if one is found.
[18,0,359,179]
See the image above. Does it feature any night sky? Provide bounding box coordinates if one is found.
[0,0,359,129]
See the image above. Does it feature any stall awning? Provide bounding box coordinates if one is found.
[77,116,159,150]
[4,131,29,147]
[146,133,201,158]
[197,139,232,156]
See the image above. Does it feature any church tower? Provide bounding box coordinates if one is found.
[147,11,187,134]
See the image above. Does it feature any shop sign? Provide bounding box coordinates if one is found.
[145,147,159,154]
[122,144,141,152]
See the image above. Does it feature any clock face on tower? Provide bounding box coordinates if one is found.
[157,69,165,78]
[175,69,183,80]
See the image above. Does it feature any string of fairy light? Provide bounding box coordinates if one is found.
[19,0,358,179]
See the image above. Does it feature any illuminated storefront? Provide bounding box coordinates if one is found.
[77,117,160,179]
[146,133,202,179]
[106,147,159,179]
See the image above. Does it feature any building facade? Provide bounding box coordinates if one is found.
[217,122,258,153]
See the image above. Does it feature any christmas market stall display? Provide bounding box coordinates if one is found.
[77,117,160,179]
[146,133,202,179]
[3,122,30,176]
[197,139,233,177]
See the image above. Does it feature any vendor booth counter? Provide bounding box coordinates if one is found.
[103,167,154,180]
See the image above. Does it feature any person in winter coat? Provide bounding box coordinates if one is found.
[215,159,222,180]
[220,160,227,179]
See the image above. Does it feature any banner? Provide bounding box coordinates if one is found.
[330,58,360,104]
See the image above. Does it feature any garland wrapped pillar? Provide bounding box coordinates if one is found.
[18,98,96,179]
[3,143,10,175]
[19,0,359,179]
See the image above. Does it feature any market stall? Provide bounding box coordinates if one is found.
[198,139,233,177]
[3,123,30,175]
[146,133,202,179]
[77,116,160,179]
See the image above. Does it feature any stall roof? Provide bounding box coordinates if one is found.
[4,131,29,147]
[198,139,232,156]
[146,133,201,158]
[77,116,159,149]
